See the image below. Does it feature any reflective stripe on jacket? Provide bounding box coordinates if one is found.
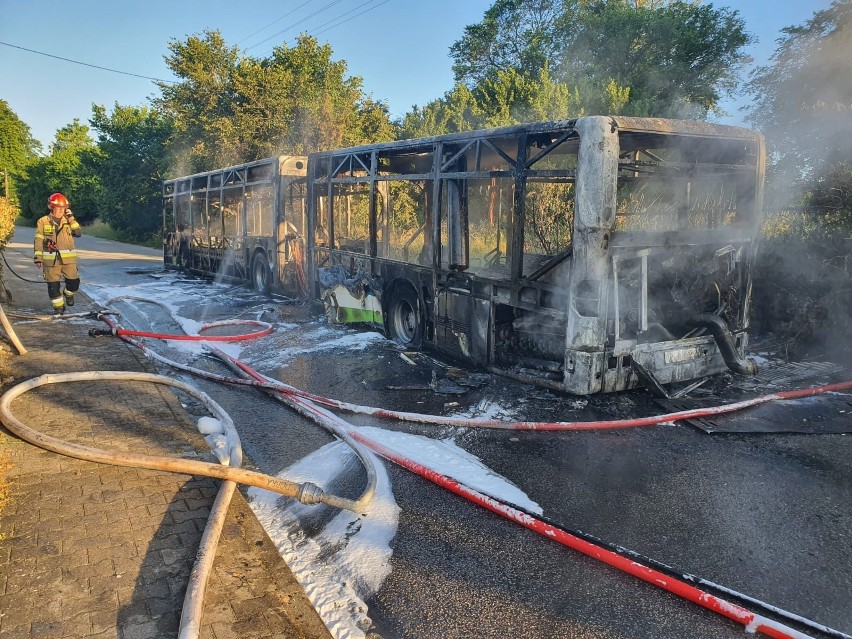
[34,214,81,263]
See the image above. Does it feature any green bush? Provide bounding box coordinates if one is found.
[753,209,852,362]
[0,198,16,247]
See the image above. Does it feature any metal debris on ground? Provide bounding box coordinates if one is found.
[126,267,165,275]
[735,359,846,390]
[429,370,467,396]
[657,394,852,434]
[456,373,491,389]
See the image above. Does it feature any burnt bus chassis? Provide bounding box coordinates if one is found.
[162,156,307,294]
[306,117,766,395]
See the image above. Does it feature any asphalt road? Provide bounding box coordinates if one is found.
[6,227,850,639]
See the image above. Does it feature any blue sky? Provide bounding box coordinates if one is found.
[0,0,833,149]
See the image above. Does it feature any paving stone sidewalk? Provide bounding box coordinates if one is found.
[0,268,331,639]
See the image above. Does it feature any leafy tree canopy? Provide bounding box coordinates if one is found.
[400,67,593,138]
[17,120,102,223]
[745,0,852,183]
[156,30,396,173]
[89,104,173,239]
[450,0,753,119]
[0,99,41,201]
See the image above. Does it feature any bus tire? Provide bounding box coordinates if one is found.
[252,255,271,295]
[387,287,423,348]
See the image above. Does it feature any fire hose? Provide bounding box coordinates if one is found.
[197,345,852,432]
[93,308,377,513]
[0,308,374,639]
[5,302,849,637]
[87,300,852,433]
[90,310,852,433]
[0,371,367,639]
[0,303,27,355]
[88,318,273,341]
[204,347,848,639]
[85,310,851,636]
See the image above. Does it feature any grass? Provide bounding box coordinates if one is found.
[0,353,12,521]
[80,220,162,249]
[0,441,10,522]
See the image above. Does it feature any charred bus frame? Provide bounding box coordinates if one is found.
[162,155,308,295]
[306,116,766,395]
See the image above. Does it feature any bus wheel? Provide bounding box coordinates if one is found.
[388,288,423,348]
[252,256,271,295]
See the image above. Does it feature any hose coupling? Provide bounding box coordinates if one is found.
[296,481,326,505]
[88,328,114,337]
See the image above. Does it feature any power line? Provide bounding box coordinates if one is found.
[0,40,175,83]
[258,0,392,56]
[244,0,347,52]
[289,0,379,43]
[312,0,391,39]
[235,0,313,46]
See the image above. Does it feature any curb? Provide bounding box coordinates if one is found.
[0,245,331,639]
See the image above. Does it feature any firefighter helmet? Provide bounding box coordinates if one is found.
[47,193,69,209]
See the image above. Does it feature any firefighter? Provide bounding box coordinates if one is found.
[33,193,82,315]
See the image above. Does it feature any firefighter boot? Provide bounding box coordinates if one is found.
[48,281,65,315]
[63,289,75,307]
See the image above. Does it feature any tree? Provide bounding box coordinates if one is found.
[745,1,852,186]
[0,99,41,202]
[400,84,484,139]
[450,0,570,88]
[155,29,241,171]
[400,66,594,138]
[450,0,753,119]
[89,104,173,239]
[156,30,395,172]
[744,2,852,358]
[17,120,101,223]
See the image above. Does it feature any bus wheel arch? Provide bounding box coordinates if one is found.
[251,251,272,295]
[386,282,424,348]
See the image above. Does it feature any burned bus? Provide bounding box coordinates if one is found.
[163,155,308,295]
[307,117,766,395]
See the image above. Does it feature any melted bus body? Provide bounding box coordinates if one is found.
[162,155,308,295]
[306,116,766,395]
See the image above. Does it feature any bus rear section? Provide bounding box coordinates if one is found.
[563,117,764,394]
[163,155,308,296]
[306,116,765,395]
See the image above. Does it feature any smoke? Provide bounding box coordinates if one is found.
[746,4,852,364]
[749,3,852,203]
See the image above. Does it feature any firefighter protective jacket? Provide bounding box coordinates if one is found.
[34,213,82,264]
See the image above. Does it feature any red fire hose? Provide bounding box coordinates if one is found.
[219,351,832,639]
[212,347,852,431]
[90,314,850,637]
[349,431,820,639]
[92,318,273,342]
